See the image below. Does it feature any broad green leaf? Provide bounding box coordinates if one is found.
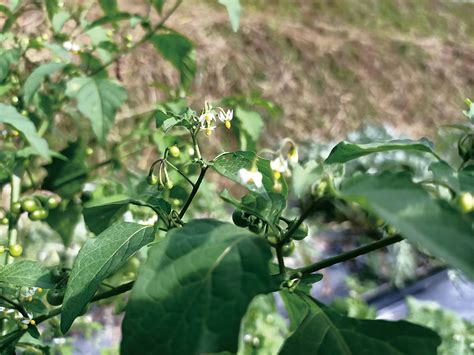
[23,62,65,104]
[83,198,130,235]
[52,10,70,32]
[325,139,441,164]
[152,0,165,14]
[0,48,20,81]
[66,77,127,143]
[340,172,474,279]
[45,0,59,21]
[85,12,133,30]
[0,104,50,159]
[220,189,286,227]
[42,140,88,198]
[0,329,27,352]
[0,261,55,289]
[218,0,241,32]
[121,219,273,354]
[292,161,324,199]
[150,32,196,87]
[99,0,119,15]
[61,222,154,333]
[235,107,263,149]
[210,151,288,196]
[280,291,441,355]
[430,162,474,194]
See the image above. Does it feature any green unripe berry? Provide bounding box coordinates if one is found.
[11,202,22,214]
[11,96,19,104]
[0,217,8,225]
[0,246,5,253]
[29,210,43,221]
[457,192,474,213]
[22,198,38,213]
[291,222,309,240]
[282,241,295,256]
[147,174,158,185]
[248,219,264,234]
[47,196,61,209]
[169,145,180,158]
[46,288,65,306]
[232,210,249,227]
[265,234,279,245]
[9,244,23,257]
[38,209,49,219]
[166,181,174,189]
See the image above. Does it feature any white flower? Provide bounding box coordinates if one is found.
[203,124,217,136]
[239,168,263,188]
[218,109,233,129]
[270,156,288,173]
[198,112,216,125]
[63,41,81,52]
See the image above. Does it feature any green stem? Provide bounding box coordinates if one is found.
[275,246,287,276]
[165,161,195,187]
[5,170,21,265]
[34,281,135,325]
[191,133,202,160]
[90,0,183,76]
[291,235,403,278]
[278,200,317,246]
[179,166,208,219]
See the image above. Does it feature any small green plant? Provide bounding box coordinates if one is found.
[0,0,473,354]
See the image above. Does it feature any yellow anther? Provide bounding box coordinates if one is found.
[225,120,231,129]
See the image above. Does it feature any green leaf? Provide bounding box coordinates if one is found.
[218,0,241,32]
[0,261,55,289]
[0,329,27,352]
[152,0,165,14]
[430,162,474,194]
[220,189,286,226]
[23,62,65,104]
[121,219,273,354]
[280,291,441,355]
[83,198,130,235]
[0,104,50,159]
[99,0,119,15]
[52,10,70,32]
[340,172,474,279]
[325,139,441,164]
[45,0,59,21]
[210,151,288,196]
[61,222,154,333]
[65,77,127,143]
[85,12,133,30]
[235,107,263,149]
[292,161,324,199]
[42,140,88,198]
[150,32,196,87]
[0,48,20,81]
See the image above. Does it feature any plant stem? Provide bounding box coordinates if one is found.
[165,161,195,187]
[291,235,403,278]
[5,170,21,265]
[90,0,183,76]
[275,246,287,276]
[179,166,208,219]
[34,281,135,325]
[279,199,317,246]
[191,133,202,160]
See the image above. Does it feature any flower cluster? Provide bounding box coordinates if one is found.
[197,103,233,136]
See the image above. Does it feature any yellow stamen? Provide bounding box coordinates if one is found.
[205,114,210,122]
[37,288,43,293]
[273,171,281,180]
[27,296,32,302]
[205,128,212,136]
[30,320,36,326]
[225,120,231,129]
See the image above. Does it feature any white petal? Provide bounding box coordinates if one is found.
[218,111,226,122]
[226,109,233,121]
[239,168,251,183]
[252,171,263,188]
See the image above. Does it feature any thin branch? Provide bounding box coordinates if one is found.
[179,166,208,219]
[291,235,403,278]
[90,0,183,76]
[165,160,195,187]
[278,199,318,246]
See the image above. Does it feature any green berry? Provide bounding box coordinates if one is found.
[11,202,22,214]
[166,181,174,189]
[29,210,43,221]
[169,146,180,158]
[265,234,279,245]
[282,241,295,257]
[291,222,309,240]
[0,246,5,253]
[47,196,61,209]
[46,288,65,306]
[147,174,158,185]
[248,218,264,234]
[9,244,23,257]
[0,217,8,225]
[232,210,250,228]
[457,192,474,213]
[22,198,38,213]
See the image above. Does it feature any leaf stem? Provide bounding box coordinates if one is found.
[90,0,183,76]
[275,246,287,276]
[179,166,208,219]
[165,160,195,187]
[278,199,317,246]
[33,281,135,325]
[290,235,403,278]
